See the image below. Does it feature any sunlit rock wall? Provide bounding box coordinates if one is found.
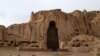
[0,9,100,50]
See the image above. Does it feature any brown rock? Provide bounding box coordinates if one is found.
[0,9,100,50]
[91,13,100,37]
[0,25,6,41]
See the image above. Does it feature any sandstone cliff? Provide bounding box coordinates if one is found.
[0,9,100,50]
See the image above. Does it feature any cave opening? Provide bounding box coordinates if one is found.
[47,21,59,51]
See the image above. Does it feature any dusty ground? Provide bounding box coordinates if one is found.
[0,47,100,56]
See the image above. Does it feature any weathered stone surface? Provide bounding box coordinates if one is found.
[59,34,100,56]
[0,9,100,52]
[23,24,32,41]
[68,35,99,47]
[7,24,25,41]
[0,25,6,41]
[91,13,100,37]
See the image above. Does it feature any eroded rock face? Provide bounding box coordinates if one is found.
[91,13,100,37]
[68,35,98,47]
[7,24,26,41]
[67,35,99,53]
[0,25,6,41]
[0,9,100,50]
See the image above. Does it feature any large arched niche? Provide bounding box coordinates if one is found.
[46,21,59,51]
[43,19,59,49]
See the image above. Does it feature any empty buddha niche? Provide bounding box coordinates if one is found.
[47,21,59,51]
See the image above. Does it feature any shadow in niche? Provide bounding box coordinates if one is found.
[47,21,59,51]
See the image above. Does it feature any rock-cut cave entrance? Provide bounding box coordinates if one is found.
[47,21,59,51]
